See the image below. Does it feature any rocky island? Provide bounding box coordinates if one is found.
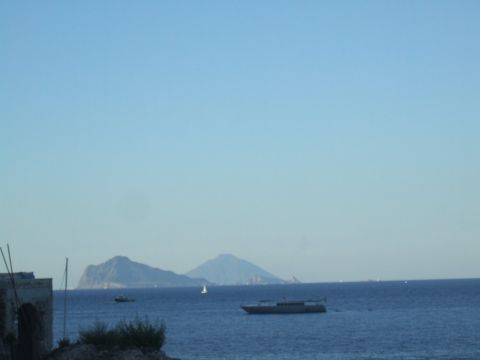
[77,254,291,289]
[77,256,208,289]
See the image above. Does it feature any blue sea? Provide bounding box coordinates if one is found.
[54,279,480,360]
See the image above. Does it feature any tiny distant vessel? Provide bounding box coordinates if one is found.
[241,299,327,314]
[201,285,208,294]
[114,295,135,303]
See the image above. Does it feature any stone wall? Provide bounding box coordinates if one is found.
[0,274,53,360]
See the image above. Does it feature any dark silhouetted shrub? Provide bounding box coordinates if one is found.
[57,337,71,348]
[79,321,119,348]
[117,317,166,351]
[78,317,166,352]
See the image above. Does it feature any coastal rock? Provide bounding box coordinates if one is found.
[46,344,180,360]
[286,276,301,284]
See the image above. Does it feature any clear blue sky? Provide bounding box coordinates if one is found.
[1,1,479,288]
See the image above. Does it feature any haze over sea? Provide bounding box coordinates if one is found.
[54,279,480,360]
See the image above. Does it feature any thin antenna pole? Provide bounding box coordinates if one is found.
[6,244,20,309]
[63,257,68,339]
[0,246,12,274]
[7,244,14,275]
[0,246,20,311]
[0,246,11,273]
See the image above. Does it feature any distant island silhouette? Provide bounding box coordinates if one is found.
[187,253,286,285]
[77,254,294,289]
[77,256,208,289]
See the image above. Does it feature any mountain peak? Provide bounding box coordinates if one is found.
[77,256,208,289]
[217,253,236,259]
[215,254,242,262]
[187,254,284,285]
[109,255,131,263]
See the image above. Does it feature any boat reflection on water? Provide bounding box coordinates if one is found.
[241,298,327,314]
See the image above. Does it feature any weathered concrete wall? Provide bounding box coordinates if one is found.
[0,274,53,360]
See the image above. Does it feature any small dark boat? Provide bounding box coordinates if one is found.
[241,299,326,314]
[114,295,135,303]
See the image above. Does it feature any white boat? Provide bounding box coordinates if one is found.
[201,285,208,294]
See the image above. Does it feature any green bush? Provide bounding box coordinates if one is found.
[117,317,166,351]
[78,317,166,352]
[79,321,119,348]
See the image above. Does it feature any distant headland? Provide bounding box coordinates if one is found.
[77,254,297,289]
[76,256,208,289]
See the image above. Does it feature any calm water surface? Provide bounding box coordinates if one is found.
[54,279,480,359]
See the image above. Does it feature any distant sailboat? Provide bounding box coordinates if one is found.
[201,285,208,294]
